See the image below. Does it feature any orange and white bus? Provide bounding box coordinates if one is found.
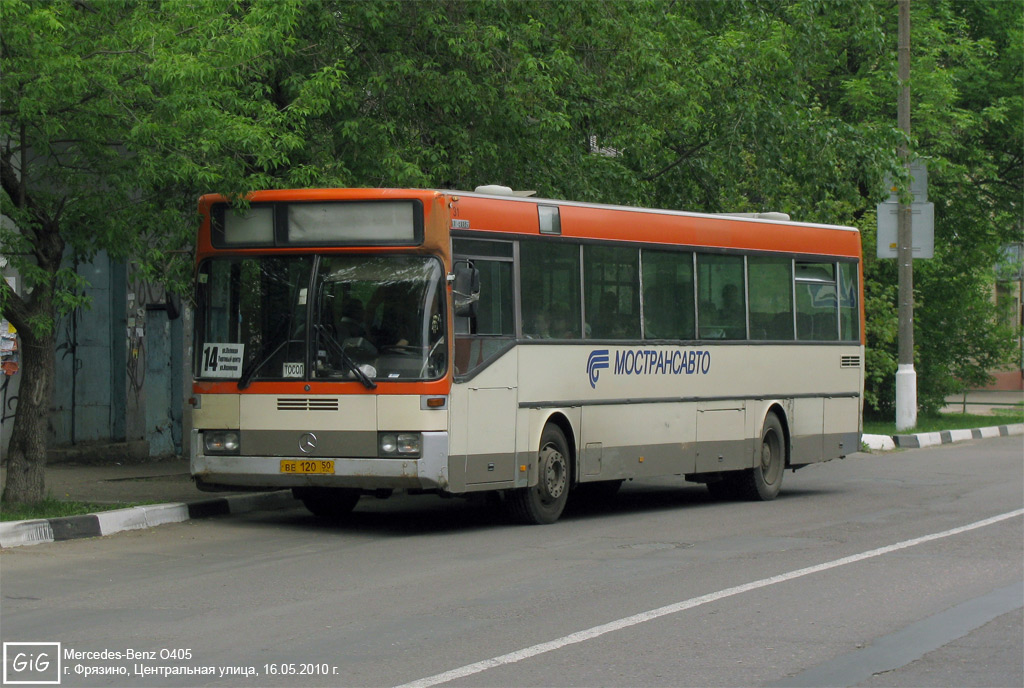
[190,186,863,524]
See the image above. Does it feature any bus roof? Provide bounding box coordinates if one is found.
[443,189,861,259]
[202,187,858,233]
[199,187,862,259]
[442,187,859,233]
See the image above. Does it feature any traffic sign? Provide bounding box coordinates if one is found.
[877,201,934,258]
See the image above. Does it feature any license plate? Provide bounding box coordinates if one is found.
[280,459,335,475]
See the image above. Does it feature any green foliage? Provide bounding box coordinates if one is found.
[1,0,1020,428]
[855,0,1023,416]
[1,0,341,330]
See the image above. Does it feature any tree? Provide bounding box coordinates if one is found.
[0,0,343,502]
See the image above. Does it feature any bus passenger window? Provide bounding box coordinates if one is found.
[642,250,694,340]
[697,254,746,339]
[521,241,581,339]
[748,257,794,340]
[584,245,640,339]
[839,262,860,341]
[795,262,839,341]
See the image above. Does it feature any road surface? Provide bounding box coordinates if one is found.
[2,436,1021,687]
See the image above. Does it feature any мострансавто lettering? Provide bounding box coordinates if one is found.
[614,349,710,376]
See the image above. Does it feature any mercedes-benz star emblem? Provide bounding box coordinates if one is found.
[299,432,318,454]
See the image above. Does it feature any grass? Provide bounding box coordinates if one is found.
[863,409,1024,437]
[0,497,147,522]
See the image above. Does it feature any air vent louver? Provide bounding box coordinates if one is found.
[277,398,339,411]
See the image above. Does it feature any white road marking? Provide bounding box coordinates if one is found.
[395,508,1024,688]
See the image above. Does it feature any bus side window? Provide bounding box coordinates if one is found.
[697,254,746,340]
[839,262,860,341]
[520,241,581,339]
[795,262,839,341]
[452,243,515,376]
[748,256,794,340]
[642,249,694,340]
[584,245,640,339]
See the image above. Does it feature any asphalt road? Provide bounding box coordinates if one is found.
[2,436,1021,688]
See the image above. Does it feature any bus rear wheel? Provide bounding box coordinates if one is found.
[294,487,361,520]
[507,424,571,525]
[735,412,785,501]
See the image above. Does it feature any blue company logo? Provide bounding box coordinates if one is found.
[587,349,610,388]
[587,348,711,388]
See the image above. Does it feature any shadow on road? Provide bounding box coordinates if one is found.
[228,479,840,537]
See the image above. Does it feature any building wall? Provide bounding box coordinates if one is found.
[0,251,190,461]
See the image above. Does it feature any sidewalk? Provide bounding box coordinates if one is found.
[16,457,218,505]
[940,389,1023,416]
[0,458,297,548]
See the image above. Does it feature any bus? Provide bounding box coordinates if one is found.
[190,186,864,524]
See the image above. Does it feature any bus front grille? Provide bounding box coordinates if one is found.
[277,398,340,411]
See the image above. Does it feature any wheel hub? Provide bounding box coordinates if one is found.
[761,429,782,483]
[540,445,567,500]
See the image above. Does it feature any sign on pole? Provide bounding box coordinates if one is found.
[878,161,934,259]
[876,201,934,258]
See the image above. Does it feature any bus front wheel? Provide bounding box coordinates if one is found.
[294,487,361,520]
[506,424,571,525]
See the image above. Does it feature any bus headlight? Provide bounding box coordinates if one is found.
[204,430,240,455]
[379,432,421,457]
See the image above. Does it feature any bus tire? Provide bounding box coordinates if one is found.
[294,487,361,520]
[507,424,571,525]
[735,412,785,501]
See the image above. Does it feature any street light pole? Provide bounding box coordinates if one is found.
[895,0,917,431]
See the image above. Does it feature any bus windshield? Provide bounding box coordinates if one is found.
[195,254,446,384]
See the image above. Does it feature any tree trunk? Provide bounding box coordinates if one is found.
[0,218,61,506]
[2,323,55,504]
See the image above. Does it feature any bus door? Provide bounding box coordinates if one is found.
[452,240,518,487]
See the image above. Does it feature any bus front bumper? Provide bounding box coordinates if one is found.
[190,430,450,493]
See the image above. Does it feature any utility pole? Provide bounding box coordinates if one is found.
[895,0,917,430]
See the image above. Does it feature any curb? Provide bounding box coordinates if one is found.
[0,491,298,549]
[863,422,1024,452]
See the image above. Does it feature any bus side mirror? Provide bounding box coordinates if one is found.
[452,260,480,318]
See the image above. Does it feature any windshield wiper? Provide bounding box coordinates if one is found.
[237,337,289,390]
[314,324,377,390]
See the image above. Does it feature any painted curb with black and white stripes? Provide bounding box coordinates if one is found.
[862,422,1023,452]
[0,491,298,549]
